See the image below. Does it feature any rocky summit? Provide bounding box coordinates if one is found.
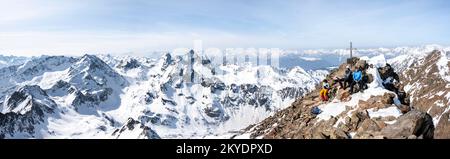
[241,49,449,139]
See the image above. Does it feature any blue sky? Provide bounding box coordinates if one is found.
[1,0,450,56]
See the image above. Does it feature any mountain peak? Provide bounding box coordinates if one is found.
[72,54,114,72]
[80,54,104,63]
[68,54,127,88]
[2,85,55,115]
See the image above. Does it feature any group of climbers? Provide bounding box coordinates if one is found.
[319,64,370,102]
[319,60,410,108]
[379,63,400,94]
[313,55,413,116]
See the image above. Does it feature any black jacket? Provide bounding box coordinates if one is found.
[344,69,352,80]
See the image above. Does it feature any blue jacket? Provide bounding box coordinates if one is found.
[353,70,362,81]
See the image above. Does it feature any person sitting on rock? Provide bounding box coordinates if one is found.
[330,66,352,91]
[397,85,409,105]
[320,79,330,101]
[328,78,341,100]
[343,66,353,89]
[350,67,364,94]
[332,76,344,90]
[361,70,369,90]
[383,76,398,94]
[385,63,393,72]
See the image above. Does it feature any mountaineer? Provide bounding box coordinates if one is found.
[332,65,352,90]
[397,85,409,105]
[320,79,330,101]
[383,76,398,93]
[343,65,353,89]
[350,67,364,94]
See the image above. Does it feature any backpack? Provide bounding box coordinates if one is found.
[311,106,322,115]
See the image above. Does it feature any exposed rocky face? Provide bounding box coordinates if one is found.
[0,85,56,138]
[117,59,141,70]
[64,55,128,114]
[380,110,434,139]
[394,50,450,138]
[72,88,113,108]
[112,118,160,139]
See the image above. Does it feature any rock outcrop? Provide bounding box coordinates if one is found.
[393,50,450,138]
[0,85,56,138]
[112,118,161,139]
[380,110,434,139]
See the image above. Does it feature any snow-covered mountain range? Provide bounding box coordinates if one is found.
[1,44,449,139]
[0,50,327,139]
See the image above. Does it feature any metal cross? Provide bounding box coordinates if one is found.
[347,42,357,59]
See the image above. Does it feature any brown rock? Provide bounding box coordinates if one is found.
[366,73,374,83]
[330,128,349,139]
[358,95,390,110]
[358,100,371,109]
[355,60,367,70]
[398,104,411,114]
[339,123,350,132]
[313,97,321,102]
[357,119,381,133]
[353,132,375,139]
[434,112,450,139]
[373,135,385,139]
[345,106,353,111]
[302,100,317,107]
[375,120,387,129]
[381,93,395,105]
[353,109,370,121]
[407,135,417,139]
[347,57,360,66]
[312,131,327,139]
[338,90,352,102]
[344,116,351,125]
[348,109,370,131]
[381,116,397,122]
